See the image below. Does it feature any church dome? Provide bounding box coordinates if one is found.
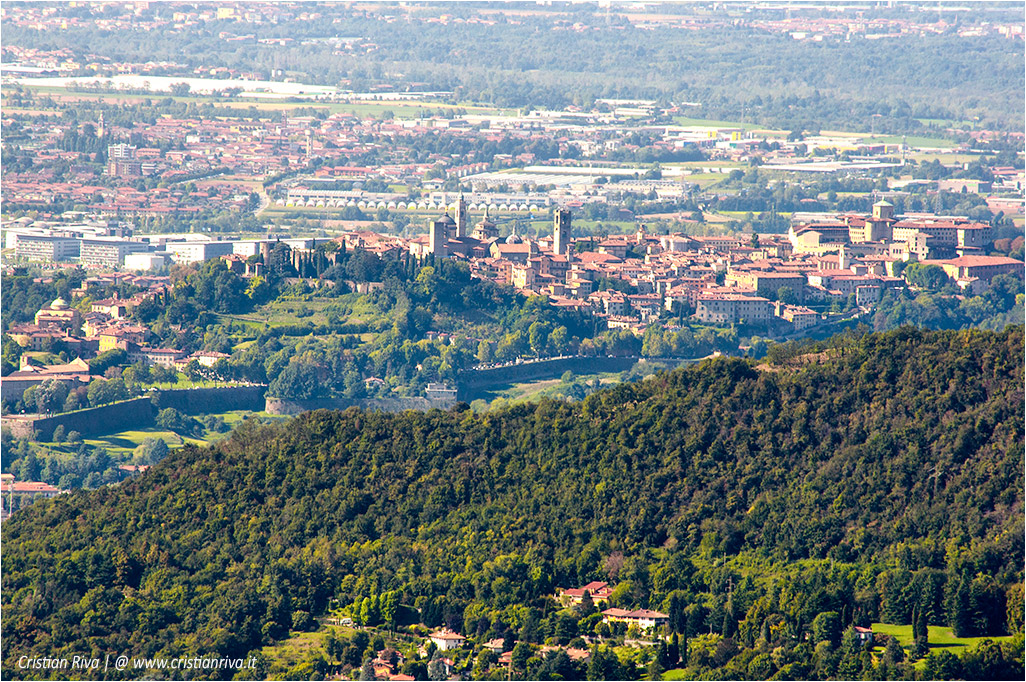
[504,231,523,244]
[50,297,69,310]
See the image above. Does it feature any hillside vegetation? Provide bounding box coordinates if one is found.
[2,326,1023,680]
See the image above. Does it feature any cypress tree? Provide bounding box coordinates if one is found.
[946,575,973,638]
[914,606,929,658]
[668,632,680,667]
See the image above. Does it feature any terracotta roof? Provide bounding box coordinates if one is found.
[429,629,465,641]
[943,255,1021,267]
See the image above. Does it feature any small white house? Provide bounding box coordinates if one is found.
[429,629,466,651]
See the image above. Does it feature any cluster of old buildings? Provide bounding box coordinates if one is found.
[1,276,232,404]
[558,581,670,631]
[389,200,1020,332]
[7,198,1020,344]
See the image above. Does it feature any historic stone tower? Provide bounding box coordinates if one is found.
[553,208,571,255]
[430,214,455,257]
[455,192,469,238]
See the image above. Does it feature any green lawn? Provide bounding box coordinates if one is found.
[255,297,337,326]
[685,172,733,188]
[870,622,1015,660]
[147,374,227,390]
[472,370,622,408]
[716,210,792,219]
[78,410,271,456]
[84,428,198,456]
[236,292,392,333]
[570,220,642,233]
[906,152,984,165]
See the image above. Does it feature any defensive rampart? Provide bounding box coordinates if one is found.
[1,385,267,441]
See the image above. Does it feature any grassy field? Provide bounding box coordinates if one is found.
[75,409,272,456]
[698,211,737,224]
[258,627,331,680]
[672,116,787,135]
[82,428,202,456]
[877,135,956,148]
[870,622,1016,663]
[148,375,230,390]
[470,370,623,407]
[259,620,433,680]
[906,152,984,165]
[683,172,731,188]
[222,292,392,333]
[252,297,338,327]
[556,219,638,234]
[915,118,976,129]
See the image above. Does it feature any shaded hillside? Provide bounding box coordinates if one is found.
[2,326,1023,680]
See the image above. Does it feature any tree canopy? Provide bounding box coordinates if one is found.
[1,326,1023,679]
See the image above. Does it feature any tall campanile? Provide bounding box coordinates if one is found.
[455,192,468,238]
[553,208,571,255]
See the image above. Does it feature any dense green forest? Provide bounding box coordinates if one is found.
[2,326,1023,680]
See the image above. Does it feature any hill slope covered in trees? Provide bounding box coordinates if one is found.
[2,326,1023,680]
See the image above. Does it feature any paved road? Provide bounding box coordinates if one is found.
[254,190,271,216]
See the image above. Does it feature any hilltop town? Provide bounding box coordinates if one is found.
[3,0,1024,493]
[4,194,1022,370]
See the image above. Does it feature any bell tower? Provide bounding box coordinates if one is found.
[553,208,571,255]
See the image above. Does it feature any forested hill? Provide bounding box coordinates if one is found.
[3,326,1024,680]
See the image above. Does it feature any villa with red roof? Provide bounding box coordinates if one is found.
[601,607,670,630]
[557,581,616,607]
